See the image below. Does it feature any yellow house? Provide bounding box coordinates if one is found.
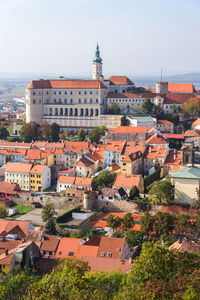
[120,151,143,175]
[170,166,200,205]
[30,165,51,192]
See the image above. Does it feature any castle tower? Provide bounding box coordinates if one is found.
[156,81,168,94]
[92,44,103,80]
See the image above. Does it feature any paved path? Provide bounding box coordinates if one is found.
[16,208,43,226]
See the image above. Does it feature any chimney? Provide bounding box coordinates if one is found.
[149,147,151,153]
[5,248,8,256]
[174,149,176,161]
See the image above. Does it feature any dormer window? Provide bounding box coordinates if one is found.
[68,252,74,256]
[117,248,121,252]
[100,252,105,257]
[107,252,112,257]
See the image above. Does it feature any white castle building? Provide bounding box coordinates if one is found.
[26,45,197,130]
[26,45,136,130]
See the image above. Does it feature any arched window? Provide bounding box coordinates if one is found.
[65,108,68,116]
[60,108,63,116]
[80,108,83,116]
[69,108,73,116]
[95,109,99,116]
[90,109,93,116]
[85,108,88,116]
[55,108,58,116]
[74,108,78,116]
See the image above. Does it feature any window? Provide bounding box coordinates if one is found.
[107,252,112,257]
[49,251,52,256]
[123,163,126,166]
[84,91,87,95]
[65,91,67,95]
[70,91,73,95]
[54,91,56,95]
[100,252,105,257]
[33,100,36,104]
[43,251,46,255]
[117,248,121,252]
[33,92,35,95]
[59,251,62,255]
[59,91,61,95]
[68,252,74,256]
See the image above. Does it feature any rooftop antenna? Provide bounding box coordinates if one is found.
[160,68,163,81]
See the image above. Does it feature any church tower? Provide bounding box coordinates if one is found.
[92,44,103,80]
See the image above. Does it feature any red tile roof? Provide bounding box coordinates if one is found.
[0,182,21,195]
[57,176,76,184]
[163,93,195,104]
[82,256,131,273]
[145,133,167,145]
[5,162,33,173]
[107,92,155,98]
[168,83,196,93]
[164,150,182,165]
[163,133,185,139]
[157,120,173,125]
[54,237,81,259]
[76,244,99,259]
[184,130,200,137]
[110,126,155,134]
[192,118,200,127]
[0,220,31,236]
[108,76,134,86]
[40,235,60,253]
[27,80,107,89]
[97,237,126,259]
[113,174,141,189]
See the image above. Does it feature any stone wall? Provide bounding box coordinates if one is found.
[95,199,138,213]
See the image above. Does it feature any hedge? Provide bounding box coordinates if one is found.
[56,206,81,224]
[144,169,161,192]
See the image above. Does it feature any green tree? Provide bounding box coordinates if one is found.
[88,127,101,144]
[45,217,57,235]
[141,212,154,235]
[40,121,51,140]
[129,186,140,200]
[182,97,200,118]
[41,203,55,222]
[19,122,40,142]
[92,170,116,191]
[125,231,144,248]
[51,122,60,142]
[0,126,9,140]
[142,98,154,114]
[174,214,194,236]
[147,180,174,205]
[0,271,38,300]
[106,214,122,231]
[0,207,7,218]
[122,213,134,230]
[77,128,86,141]
[154,212,174,236]
[108,103,120,114]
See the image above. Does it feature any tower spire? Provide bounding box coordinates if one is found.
[92,43,103,80]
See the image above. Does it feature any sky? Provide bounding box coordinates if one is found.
[0,0,200,77]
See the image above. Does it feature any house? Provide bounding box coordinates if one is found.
[169,240,200,255]
[57,176,92,192]
[105,126,156,142]
[103,140,126,167]
[29,165,51,192]
[163,133,185,149]
[0,241,40,274]
[156,120,174,133]
[127,116,156,127]
[24,149,54,166]
[192,118,200,130]
[0,182,21,207]
[144,146,169,174]
[97,237,131,259]
[0,220,34,239]
[76,152,100,177]
[170,166,200,204]
[162,93,196,114]
[113,173,144,193]
[120,141,146,175]
[55,238,82,259]
[98,187,127,202]
[40,235,60,257]
[184,130,200,147]
[145,132,168,147]
[5,163,33,191]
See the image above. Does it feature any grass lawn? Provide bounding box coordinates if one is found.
[10,205,33,219]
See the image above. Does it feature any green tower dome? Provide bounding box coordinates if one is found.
[93,44,102,64]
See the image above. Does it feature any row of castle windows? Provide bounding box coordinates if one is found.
[32,90,99,96]
[108,98,145,102]
[46,107,99,117]
[32,98,100,105]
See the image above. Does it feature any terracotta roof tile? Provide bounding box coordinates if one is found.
[27,80,107,89]
[5,162,33,173]
[54,237,81,259]
[168,83,196,93]
[110,126,155,134]
[57,176,76,184]
[113,174,141,189]
[40,235,60,253]
[192,118,200,127]
[108,76,134,85]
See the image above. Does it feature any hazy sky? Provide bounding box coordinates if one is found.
[0,0,200,77]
